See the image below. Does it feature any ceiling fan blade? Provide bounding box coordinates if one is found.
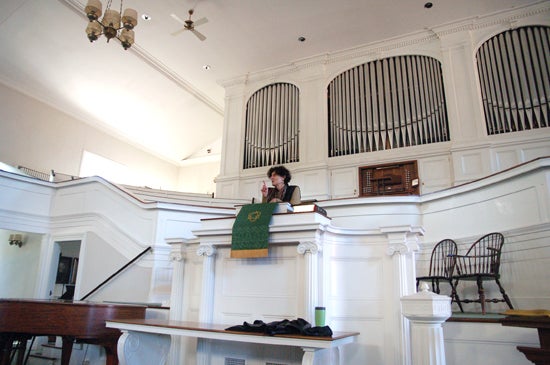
[193,17,208,27]
[170,13,186,25]
[170,28,187,36]
[191,29,206,41]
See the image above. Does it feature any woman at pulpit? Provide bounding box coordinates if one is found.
[261,165,301,205]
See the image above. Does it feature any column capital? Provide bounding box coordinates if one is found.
[382,226,423,256]
[297,241,321,255]
[165,238,195,262]
[197,244,217,257]
[169,251,184,262]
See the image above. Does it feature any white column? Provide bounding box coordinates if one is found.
[196,244,217,365]
[384,226,423,365]
[297,240,321,324]
[401,283,452,365]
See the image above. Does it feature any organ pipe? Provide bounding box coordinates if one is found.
[243,83,300,169]
[327,55,450,157]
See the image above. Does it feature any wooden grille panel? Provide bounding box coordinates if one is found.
[359,161,419,196]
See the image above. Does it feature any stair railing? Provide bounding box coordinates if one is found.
[80,246,152,301]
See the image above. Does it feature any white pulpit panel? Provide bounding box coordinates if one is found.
[215,245,300,323]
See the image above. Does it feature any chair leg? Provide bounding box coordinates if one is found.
[476,276,486,315]
[449,280,464,312]
[495,278,514,309]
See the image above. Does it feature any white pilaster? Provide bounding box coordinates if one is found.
[401,283,452,365]
[166,239,190,321]
[196,244,217,365]
[165,238,192,365]
[384,226,423,365]
[297,240,322,323]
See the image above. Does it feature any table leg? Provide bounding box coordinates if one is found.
[301,347,337,365]
[301,348,315,365]
[117,331,171,365]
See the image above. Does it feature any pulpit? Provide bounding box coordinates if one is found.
[134,203,424,364]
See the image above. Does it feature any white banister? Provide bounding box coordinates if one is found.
[401,282,452,365]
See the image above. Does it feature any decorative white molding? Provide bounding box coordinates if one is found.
[432,2,550,37]
[221,3,549,91]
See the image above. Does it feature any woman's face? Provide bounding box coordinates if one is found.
[270,172,285,186]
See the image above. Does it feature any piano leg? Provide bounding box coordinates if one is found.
[61,336,75,365]
[104,341,119,365]
[14,338,27,365]
[0,334,29,365]
[0,334,11,365]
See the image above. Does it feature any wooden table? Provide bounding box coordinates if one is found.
[106,318,359,365]
[501,315,550,365]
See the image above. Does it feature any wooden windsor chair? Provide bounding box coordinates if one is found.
[416,239,463,312]
[453,232,514,314]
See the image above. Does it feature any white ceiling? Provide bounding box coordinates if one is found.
[0,0,540,165]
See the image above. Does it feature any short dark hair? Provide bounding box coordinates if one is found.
[267,165,291,184]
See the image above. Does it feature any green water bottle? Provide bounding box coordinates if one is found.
[315,306,326,327]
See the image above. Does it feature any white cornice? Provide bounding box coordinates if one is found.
[220,1,550,88]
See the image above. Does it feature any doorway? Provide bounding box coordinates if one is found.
[53,240,81,300]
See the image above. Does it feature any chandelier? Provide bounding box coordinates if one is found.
[84,0,138,50]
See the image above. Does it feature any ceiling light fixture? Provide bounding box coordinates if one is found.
[84,0,138,50]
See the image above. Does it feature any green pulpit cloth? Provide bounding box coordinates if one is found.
[231,203,277,258]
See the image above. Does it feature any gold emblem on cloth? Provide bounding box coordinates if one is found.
[248,211,261,222]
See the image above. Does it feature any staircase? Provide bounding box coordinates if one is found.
[24,338,58,365]
[24,337,90,365]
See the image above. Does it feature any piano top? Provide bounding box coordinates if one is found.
[0,298,147,339]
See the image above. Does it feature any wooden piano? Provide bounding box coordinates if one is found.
[0,299,146,365]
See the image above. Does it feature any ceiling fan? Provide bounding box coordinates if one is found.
[170,9,208,41]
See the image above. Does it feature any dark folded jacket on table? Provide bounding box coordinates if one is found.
[225,318,333,337]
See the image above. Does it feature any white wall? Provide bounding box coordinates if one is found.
[0,82,181,190]
[77,231,152,302]
[0,230,41,298]
[177,161,219,195]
